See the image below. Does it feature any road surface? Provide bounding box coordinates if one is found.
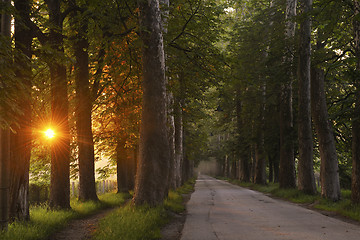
[181,175,360,240]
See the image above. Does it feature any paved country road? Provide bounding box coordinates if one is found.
[180,175,360,240]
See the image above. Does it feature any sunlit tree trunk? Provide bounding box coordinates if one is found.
[297,0,317,195]
[279,0,297,189]
[117,137,130,193]
[133,0,170,206]
[0,0,12,229]
[352,0,360,204]
[126,147,136,190]
[47,0,70,209]
[72,10,98,202]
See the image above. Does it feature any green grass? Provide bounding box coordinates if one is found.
[93,204,168,240]
[93,179,196,240]
[223,177,360,222]
[0,192,129,240]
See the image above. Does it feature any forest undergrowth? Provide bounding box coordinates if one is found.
[0,179,195,240]
[92,178,195,240]
[0,192,130,240]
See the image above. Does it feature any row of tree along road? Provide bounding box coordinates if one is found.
[1,0,222,231]
[212,0,360,210]
[3,0,360,235]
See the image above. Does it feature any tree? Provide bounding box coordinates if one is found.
[352,0,360,204]
[9,0,33,221]
[311,67,341,201]
[297,0,316,194]
[236,90,250,182]
[46,0,71,209]
[0,0,12,229]
[133,0,170,206]
[279,0,297,189]
[71,3,98,202]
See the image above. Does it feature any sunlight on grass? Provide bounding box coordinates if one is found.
[164,190,185,213]
[0,192,130,240]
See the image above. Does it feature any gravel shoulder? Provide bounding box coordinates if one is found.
[160,192,193,240]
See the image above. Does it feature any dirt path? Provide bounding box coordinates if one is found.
[47,207,115,240]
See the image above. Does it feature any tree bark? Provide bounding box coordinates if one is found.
[254,82,267,185]
[254,141,266,185]
[236,90,250,182]
[47,0,70,209]
[0,129,10,231]
[174,98,183,188]
[279,0,297,189]
[126,147,136,190]
[116,137,130,193]
[73,11,98,202]
[352,0,360,204]
[0,2,11,229]
[133,0,170,206]
[311,68,341,201]
[9,0,32,221]
[167,93,176,190]
[297,0,317,195]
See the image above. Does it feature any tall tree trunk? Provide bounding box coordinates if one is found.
[73,11,98,202]
[279,0,297,189]
[231,159,237,179]
[0,1,11,229]
[174,98,183,188]
[311,68,340,201]
[254,141,266,184]
[167,93,176,190]
[0,129,10,231]
[117,137,129,193]
[255,82,267,185]
[297,0,317,194]
[126,147,136,190]
[47,0,70,209]
[236,90,250,182]
[352,0,360,204]
[268,155,274,183]
[9,0,32,221]
[133,0,170,206]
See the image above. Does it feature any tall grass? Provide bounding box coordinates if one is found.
[93,204,168,240]
[93,178,196,240]
[0,192,129,240]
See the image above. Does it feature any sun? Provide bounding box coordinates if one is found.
[44,128,55,139]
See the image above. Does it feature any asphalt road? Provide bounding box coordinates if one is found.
[180,175,360,240]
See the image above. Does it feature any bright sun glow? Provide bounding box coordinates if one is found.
[44,128,55,139]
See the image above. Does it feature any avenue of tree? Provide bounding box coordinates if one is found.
[1,0,360,234]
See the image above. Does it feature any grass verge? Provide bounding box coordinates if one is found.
[224,178,360,222]
[92,178,196,240]
[0,192,130,240]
